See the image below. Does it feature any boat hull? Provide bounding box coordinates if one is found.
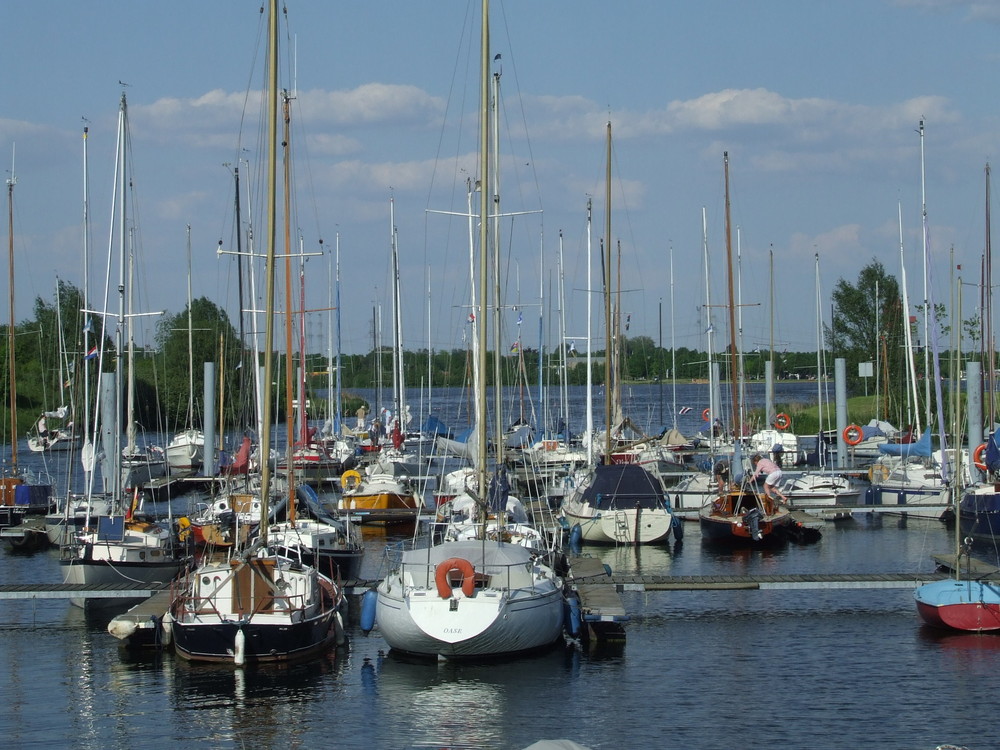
[915,579,1000,632]
[562,506,674,544]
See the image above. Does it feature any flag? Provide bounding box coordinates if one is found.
[84,345,98,360]
[467,312,475,323]
[517,311,523,326]
[510,341,520,353]
[678,406,692,415]
[625,313,631,331]
[82,317,93,334]
[568,341,576,354]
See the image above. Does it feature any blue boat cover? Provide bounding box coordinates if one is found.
[877,428,932,457]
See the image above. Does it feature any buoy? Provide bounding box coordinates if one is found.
[702,408,711,422]
[868,463,890,483]
[360,588,378,634]
[974,442,988,472]
[774,412,791,430]
[843,424,863,446]
[234,628,246,666]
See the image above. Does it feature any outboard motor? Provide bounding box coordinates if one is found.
[744,507,763,541]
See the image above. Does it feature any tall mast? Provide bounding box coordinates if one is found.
[6,146,16,467]
[476,0,490,498]
[985,164,994,427]
[919,120,931,436]
[603,121,612,464]
[258,0,280,544]
[723,152,739,436]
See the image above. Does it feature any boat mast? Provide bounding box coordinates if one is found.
[475,0,490,499]
[82,125,93,483]
[985,164,994,428]
[603,122,612,464]
[6,146,16,468]
[258,0,280,545]
[919,120,932,437]
[723,152,740,436]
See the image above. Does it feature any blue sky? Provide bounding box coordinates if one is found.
[3,0,1000,363]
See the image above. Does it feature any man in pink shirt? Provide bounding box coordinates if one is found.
[750,453,788,503]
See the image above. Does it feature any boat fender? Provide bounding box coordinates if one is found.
[234,627,246,666]
[564,596,582,638]
[435,557,476,599]
[774,413,791,431]
[334,610,347,646]
[341,469,362,491]
[974,443,988,472]
[360,588,378,634]
[568,524,582,548]
[603,563,612,576]
[843,424,863,446]
[671,515,685,541]
[161,611,173,647]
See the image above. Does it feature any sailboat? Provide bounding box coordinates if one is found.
[560,123,681,545]
[165,226,205,474]
[59,94,188,605]
[915,272,1000,631]
[372,0,566,659]
[169,1,345,663]
[698,153,793,545]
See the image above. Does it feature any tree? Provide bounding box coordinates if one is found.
[155,297,244,431]
[825,259,906,399]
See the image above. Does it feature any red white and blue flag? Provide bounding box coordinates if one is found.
[84,346,99,360]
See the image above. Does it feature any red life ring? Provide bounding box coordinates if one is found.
[843,424,863,446]
[774,413,791,431]
[974,443,988,472]
[435,557,477,599]
[702,408,711,422]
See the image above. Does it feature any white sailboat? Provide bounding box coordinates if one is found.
[59,94,187,606]
[165,226,205,474]
[372,0,565,659]
[560,123,681,545]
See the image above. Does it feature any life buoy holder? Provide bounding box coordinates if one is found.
[974,443,988,472]
[774,413,791,431]
[702,408,711,422]
[843,424,863,446]
[868,463,890,483]
[435,557,476,599]
[340,469,362,491]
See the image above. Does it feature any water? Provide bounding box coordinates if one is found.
[2,384,992,749]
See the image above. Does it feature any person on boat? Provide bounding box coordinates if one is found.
[771,442,785,467]
[713,458,731,493]
[750,453,788,503]
[36,414,49,446]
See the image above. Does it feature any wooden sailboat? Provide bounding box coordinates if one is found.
[560,123,681,545]
[698,153,793,545]
[168,1,345,663]
[371,0,566,659]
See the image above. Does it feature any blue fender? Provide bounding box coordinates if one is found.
[360,588,378,634]
[564,595,582,638]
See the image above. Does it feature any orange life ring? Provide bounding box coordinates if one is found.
[843,424,863,446]
[702,408,711,422]
[974,443,988,472]
[435,557,476,599]
[774,413,791,431]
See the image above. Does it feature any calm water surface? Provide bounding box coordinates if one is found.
[1,385,994,749]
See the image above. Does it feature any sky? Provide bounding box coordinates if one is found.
[3,0,1000,366]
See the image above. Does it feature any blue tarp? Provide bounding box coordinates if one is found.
[877,428,932,457]
[420,415,451,437]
